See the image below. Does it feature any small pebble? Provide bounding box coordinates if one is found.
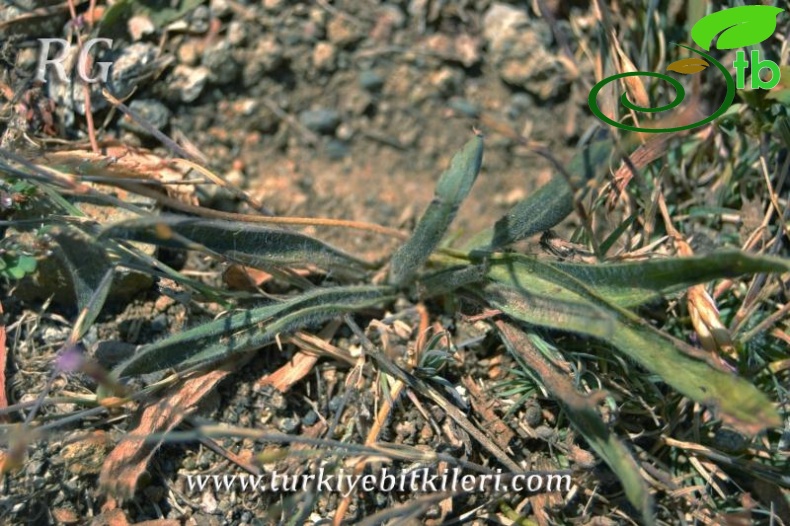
[359,70,385,92]
[312,42,337,71]
[325,139,349,159]
[169,65,209,102]
[299,108,340,134]
[119,99,171,137]
[227,21,246,46]
[277,416,300,433]
[523,399,543,427]
[209,0,231,17]
[203,42,240,84]
[128,15,155,41]
[301,410,318,426]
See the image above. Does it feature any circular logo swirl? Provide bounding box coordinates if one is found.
[588,45,736,133]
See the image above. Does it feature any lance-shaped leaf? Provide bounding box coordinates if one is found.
[100,216,370,271]
[548,251,790,307]
[691,5,784,51]
[388,135,484,286]
[113,285,393,377]
[496,321,654,526]
[482,255,781,434]
[51,226,114,313]
[466,139,612,251]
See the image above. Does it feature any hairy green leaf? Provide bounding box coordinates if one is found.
[389,135,484,286]
[417,264,489,298]
[550,251,790,307]
[100,216,370,271]
[72,269,114,341]
[483,255,782,434]
[466,139,612,251]
[113,285,393,377]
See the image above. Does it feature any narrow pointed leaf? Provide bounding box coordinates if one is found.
[389,135,484,285]
[599,214,636,257]
[100,216,370,271]
[497,321,654,526]
[113,285,393,377]
[466,139,612,251]
[550,251,790,307]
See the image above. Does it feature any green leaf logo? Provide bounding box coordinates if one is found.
[691,5,784,51]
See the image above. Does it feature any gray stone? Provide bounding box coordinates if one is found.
[301,410,318,426]
[277,416,300,433]
[242,36,284,86]
[298,108,340,134]
[325,139,349,159]
[109,42,161,98]
[186,5,211,33]
[119,99,171,137]
[202,41,240,84]
[359,70,385,92]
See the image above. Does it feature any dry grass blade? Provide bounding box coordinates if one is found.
[461,376,515,450]
[362,342,521,472]
[333,306,429,525]
[255,319,344,392]
[114,179,409,239]
[254,350,319,393]
[658,193,735,358]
